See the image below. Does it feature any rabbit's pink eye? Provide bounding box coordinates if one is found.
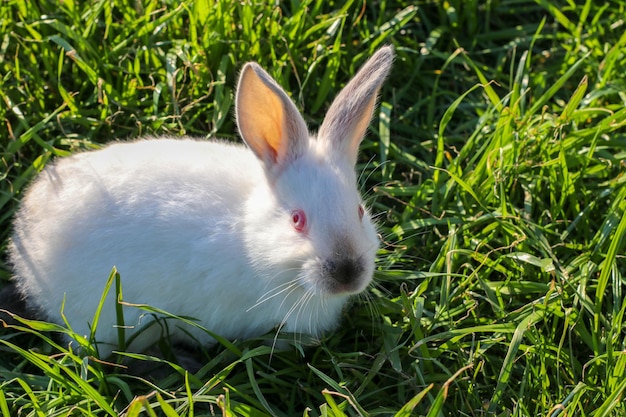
[358,204,365,221]
[291,209,307,232]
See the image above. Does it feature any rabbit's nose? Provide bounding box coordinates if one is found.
[323,257,365,290]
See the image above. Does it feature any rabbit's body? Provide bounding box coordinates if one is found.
[8,46,394,357]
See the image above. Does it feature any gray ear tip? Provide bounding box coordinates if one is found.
[367,45,395,78]
[240,62,262,79]
[380,44,395,54]
[376,44,395,61]
[239,61,281,90]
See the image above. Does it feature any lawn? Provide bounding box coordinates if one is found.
[1,0,626,416]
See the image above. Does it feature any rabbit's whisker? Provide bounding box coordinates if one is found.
[247,278,301,312]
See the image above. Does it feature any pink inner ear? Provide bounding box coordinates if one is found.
[265,139,279,164]
[358,204,364,221]
[259,117,283,163]
[237,64,286,165]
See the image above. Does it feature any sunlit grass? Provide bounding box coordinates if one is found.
[1,0,626,415]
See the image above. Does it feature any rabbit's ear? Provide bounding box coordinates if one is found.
[236,63,309,173]
[318,46,394,167]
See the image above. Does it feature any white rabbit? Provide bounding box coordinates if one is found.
[8,46,394,358]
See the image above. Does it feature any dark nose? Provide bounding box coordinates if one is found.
[324,257,364,286]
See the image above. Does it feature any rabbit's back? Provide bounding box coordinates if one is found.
[9,139,267,352]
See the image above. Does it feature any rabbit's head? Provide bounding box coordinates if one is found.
[236,46,394,299]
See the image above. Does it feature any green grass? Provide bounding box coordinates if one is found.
[1,0,626,415]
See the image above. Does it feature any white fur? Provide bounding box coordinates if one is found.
[9,46,394,357]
